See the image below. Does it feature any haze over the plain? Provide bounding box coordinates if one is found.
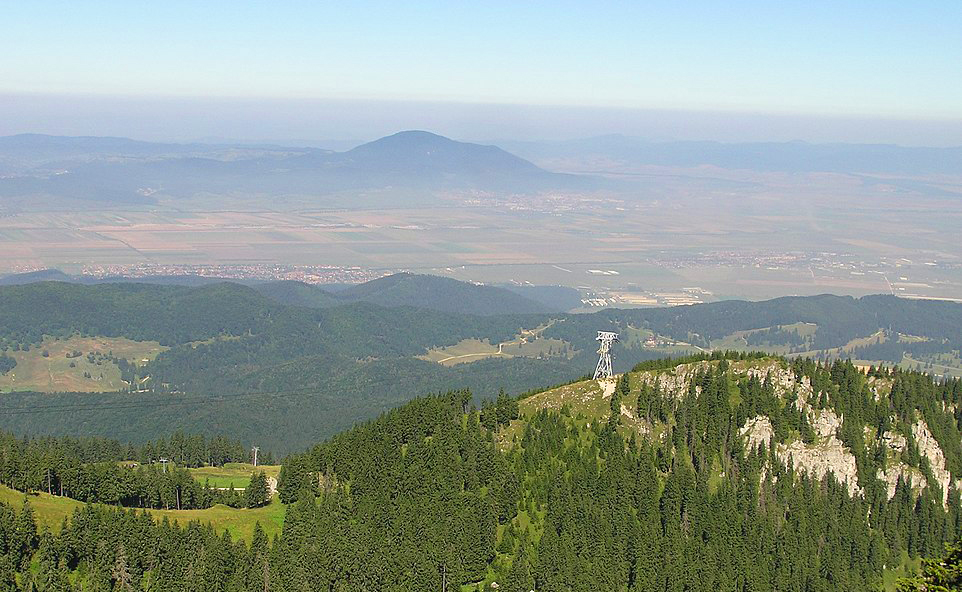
[3,1,962,146]
[2,1,961,304]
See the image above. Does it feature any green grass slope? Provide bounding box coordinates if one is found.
[0,483,285,542]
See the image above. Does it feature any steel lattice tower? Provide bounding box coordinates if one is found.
[593,331,619,379]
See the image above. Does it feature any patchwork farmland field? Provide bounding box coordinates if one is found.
[4,163,962,303]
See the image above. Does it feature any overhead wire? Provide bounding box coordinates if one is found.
[0,385,328,415]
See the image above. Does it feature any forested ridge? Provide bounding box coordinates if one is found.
[0,354,960,589]
[542,293,962,352]
[274,356,962,590]
[0,281,530,352]
[324,272,555,315]
[4,282,960,367]
[2,280,961,453]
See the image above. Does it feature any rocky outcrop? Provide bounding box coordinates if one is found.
[881,430,907,453]
[636,362,713,399]
[601,379,616,399]
[741,409,862,498]
[783,410,862,498]
[746,364,814,406]
[632,361,953,503]
[876,464,925,499]
[741,416,774,450]
[866,376,892,402]
[912,420,959,507]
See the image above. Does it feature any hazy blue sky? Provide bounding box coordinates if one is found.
[3,1,961,143]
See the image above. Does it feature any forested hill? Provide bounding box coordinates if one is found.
[272,355,962,590]
[254,272,556,314]
[0,270,561,314]
[2,354,959,589]
[325,272,555,314]
[1,280,961,452]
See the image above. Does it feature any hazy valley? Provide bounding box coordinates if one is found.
[2,132,960,305]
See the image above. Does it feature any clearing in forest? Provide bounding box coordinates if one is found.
[421,321,577,366]
[0,483,285,542]
[189,463,282,489]
[0,335,166,393]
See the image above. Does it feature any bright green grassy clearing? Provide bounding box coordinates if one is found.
[0,483,285,542]
[188,463,281,489]
[0,485,83,531]
[150,498,286,541]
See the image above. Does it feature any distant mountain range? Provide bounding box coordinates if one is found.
[5,130,959,213]
[4,131,959,208]
[500,134,962,177]
[0,131,592,205]
[0,133,216,161]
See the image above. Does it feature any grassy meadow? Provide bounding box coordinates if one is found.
[0,483,286,542]
[188,462,282,489]
[0,335,166,393]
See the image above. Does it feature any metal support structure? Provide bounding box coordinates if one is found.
[252,446,260,467]
[593,331,619,380]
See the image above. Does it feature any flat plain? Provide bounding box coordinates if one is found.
[2,162,961,303]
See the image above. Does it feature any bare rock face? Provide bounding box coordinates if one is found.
[782,410,863,498]
[881,430,907,453]
[872,428,926,499]
[267,476,279,497]
[741,416,774,450]
[866,376,892,402]
[740,410,862,498]
[872,428,924,499]
[637,362,713,399]
[600,379,617,399]
[746,364,814,407]
[877,464,925,499]
[813,409,842,439]
[912,420,960,507]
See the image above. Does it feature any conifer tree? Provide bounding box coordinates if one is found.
[0,556,15,592]
[897,534,962,591]
[13,499,38,569]
[111,544,134,592]
[246,472,269,509]
[246,522,270,592]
